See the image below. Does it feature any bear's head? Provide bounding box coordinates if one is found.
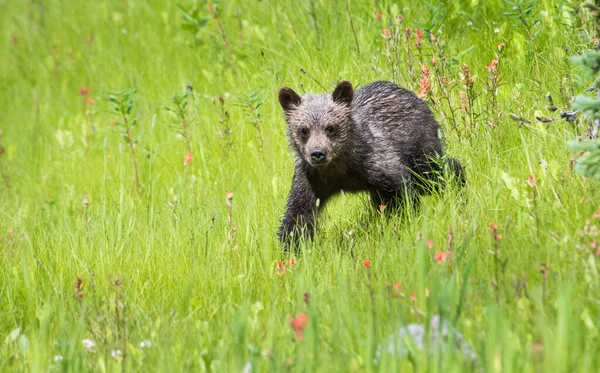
[278,81,354,169]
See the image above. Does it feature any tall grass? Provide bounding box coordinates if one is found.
[1,0,599,371]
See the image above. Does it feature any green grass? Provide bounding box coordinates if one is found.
[1,0,600,371]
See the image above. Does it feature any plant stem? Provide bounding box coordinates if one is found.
[344,0,360,57]
[206,0,233,60]
[247,101,263,150]
[178,106,191,152]
[123,115,140,196]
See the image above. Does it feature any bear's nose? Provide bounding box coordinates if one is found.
[310,148,327,164]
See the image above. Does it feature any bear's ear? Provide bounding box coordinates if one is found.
[278,87,302,113]
[332,80,353,106]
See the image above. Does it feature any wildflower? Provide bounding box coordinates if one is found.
[378,204,386,212]
[139,340,152,349]
[111,349,123,361]
[290,313,308,341]
[417,65,431,99]
[497,43,505,52]
[466,21,473,27]
[415,28,424,48]
[494,28,500,34]
[79,87,90,96]
[393,281,403,298]
[75,274,84,303]
[375,12,382,20]
[425,239,434,249]
[87,98,95,106]
[527,176,537,188]
[362,259,372,268]
[435,251,451,263]
[53,355,63,362]
[396,14,403,21]
[488,222,502,240]
[226,191,234,206]
[381,28,392,40]
[276,261,285,276]
[431,57,437,65]
[82,195,89,207]
[409,293,417,301]
[486,60,499,74]
[276,258,296,276]
[184,151,193,166]
[82,339,95,353]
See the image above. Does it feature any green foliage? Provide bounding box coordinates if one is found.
[571,50,600,76]
[568,139,600,179]
[568,13,600,181]
[178,4,210,45]
[2,0,600,372]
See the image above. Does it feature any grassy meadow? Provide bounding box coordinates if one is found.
[2,0,600,371]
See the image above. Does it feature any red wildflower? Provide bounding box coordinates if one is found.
[417,64,431,99]
[392,281,403,298]
[498,43,505,52]
[87,98,95,106]
[276,261,285,276]
[362,259,371,269]
[184,151,193,166]
[378,204,386,212]
[527,175,537,188]
[409,293,417,301]
[79,87,90,96]
[381,28,392,40]
[425,239,434,249]
[415,28,424,48]
[396,14,403,21]
[486,60,499,74]
[375,12,382,20]
[276,258,296,276]
[290,313,308,341]
[435,251,451,263]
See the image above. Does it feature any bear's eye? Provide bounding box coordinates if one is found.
[299,127,309,139]
[325,125,336,136]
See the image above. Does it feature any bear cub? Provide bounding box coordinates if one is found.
[277,80,464,248]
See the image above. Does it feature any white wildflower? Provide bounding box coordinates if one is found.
[494,28,500,34]
[53,355,63,362]
[111,349,123,360]
[139,340,152,349]
[242,362,252,373]
[82,339,95,353]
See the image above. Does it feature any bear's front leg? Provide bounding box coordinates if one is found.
[278,166,325,249]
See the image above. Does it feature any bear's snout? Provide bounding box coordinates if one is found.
[310,148,328,165]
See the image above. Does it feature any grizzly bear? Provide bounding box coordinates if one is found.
[277,80,464,248]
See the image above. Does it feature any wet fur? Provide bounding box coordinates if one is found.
[278,80,464,248]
